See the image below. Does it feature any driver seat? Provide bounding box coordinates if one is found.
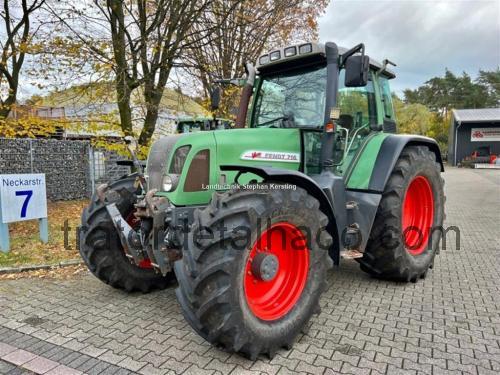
[337,114,353,130]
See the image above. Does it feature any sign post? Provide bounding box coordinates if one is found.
[0,173,48,253]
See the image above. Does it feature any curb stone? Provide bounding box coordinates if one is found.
[0,259,84,275]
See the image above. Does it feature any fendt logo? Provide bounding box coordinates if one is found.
[241,150,300,163]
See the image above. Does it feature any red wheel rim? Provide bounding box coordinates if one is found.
[402,176,434,256]
[244,222,309,321]
[125,212,152,269]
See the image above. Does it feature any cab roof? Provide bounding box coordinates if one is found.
[257,42,396,79]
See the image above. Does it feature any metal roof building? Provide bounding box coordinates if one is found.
[448,108,500,166]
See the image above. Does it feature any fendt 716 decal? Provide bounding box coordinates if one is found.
[240,150,300,163]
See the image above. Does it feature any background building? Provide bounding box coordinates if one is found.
[447,108,500,166]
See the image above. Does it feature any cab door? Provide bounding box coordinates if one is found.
[332,69,378,176]
[302,69,381,177]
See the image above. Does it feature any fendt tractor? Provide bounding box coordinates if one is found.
[79,42,445,359]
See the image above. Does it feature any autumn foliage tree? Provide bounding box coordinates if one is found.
[0,0,46,119]
[184,0,328,117]
[46,0,219,145]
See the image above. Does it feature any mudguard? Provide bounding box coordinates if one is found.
[220,165,341,260]
[368,135,444,193]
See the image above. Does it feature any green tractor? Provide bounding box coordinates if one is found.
[79,42,445,359]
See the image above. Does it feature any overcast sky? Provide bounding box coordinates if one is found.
[318,0,500,94]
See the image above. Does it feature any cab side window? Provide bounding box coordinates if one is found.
[380,76,395,120]
[337,69,377,131]
[332,70,377,174]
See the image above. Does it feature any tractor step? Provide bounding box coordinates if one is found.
[340,249,363,259]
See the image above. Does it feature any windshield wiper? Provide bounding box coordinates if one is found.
[257,113,295,128]
[257,116,286,127]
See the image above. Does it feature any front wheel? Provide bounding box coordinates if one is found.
[79,175,174,293]
[174,185,332,359]
[359,145,445,281]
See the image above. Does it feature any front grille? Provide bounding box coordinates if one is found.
[146,135,183,191]
[184,149,210,192]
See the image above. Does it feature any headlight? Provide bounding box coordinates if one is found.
[162,174,179,191]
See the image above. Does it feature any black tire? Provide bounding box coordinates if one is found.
[359,145,445,282]
[79,175,173,293]
[174,185,332,359]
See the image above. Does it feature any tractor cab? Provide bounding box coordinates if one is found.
[243,42,397,176]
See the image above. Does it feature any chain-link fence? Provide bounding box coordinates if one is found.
[0,138,130,200]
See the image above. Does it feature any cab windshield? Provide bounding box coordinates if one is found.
[253,65,327,128]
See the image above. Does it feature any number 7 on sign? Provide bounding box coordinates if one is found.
[15,190,33,218]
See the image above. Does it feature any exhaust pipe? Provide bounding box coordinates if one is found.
[235,63,256,128]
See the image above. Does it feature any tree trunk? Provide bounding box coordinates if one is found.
[0,94,16,119]
[115,76,133,135]
[138,63,172,145]
[138,90,162,145]
[108,0,133,136]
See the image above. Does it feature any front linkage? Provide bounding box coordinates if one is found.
[96,180,199,276]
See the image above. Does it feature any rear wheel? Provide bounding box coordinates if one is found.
[359,146,445,281]
[174,185,332,359]
[79,175,173,293]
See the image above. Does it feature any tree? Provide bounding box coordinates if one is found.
[477,68,500,107]
[403,68,497,116]
[183,0,328,117]
[393,96,433,135]
[426,112,449,151]
[47,0,217,145]
[0,0,45,119]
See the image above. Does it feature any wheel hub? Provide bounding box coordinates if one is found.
[243,222,309,321]
[251,252,279,281]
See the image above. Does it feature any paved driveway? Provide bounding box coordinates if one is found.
[0,168,499,374]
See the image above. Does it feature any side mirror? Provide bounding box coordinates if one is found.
[345,55,370,87]
[210,86,221,110]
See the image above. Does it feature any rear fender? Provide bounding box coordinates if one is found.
[368,135,444,193]
[220,165,342,263]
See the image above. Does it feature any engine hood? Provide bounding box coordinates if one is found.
[153,128,301,206]
[214,128,301,171]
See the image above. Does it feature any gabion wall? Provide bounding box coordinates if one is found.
[0,138,90,200]
[0,138,131,201]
